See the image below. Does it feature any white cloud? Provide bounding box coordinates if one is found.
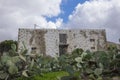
[0,0,120,43]
[0,0,61,17]
[66,0,120,43]
[0,0,62,41]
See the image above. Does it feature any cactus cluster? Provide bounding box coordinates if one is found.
[0,44,120,80]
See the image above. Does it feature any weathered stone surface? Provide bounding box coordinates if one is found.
[18,29,107,57]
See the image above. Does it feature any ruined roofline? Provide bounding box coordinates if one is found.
[19,28,106,31]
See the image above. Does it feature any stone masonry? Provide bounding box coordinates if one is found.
[18,28,107,57]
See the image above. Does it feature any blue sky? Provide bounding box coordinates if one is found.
[0,0,120,43]
[47,0,89,23]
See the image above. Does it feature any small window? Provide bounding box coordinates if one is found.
[31,47,37,50]
[90,39,95,42]
[91,47,95,49]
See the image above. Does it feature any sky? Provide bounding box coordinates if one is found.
[0,0,120,43]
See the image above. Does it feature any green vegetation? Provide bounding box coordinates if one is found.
[0,42,120,80]
[17,71,68,80]
[0,40,17,55]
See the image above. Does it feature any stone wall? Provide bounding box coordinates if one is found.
[18,29,107,57]
[18,29,47,55]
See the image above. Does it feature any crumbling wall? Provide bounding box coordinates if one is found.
[18,29,47,56]
[67,29,107,52]
[29,30,47,55]
[18,29,107,57]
